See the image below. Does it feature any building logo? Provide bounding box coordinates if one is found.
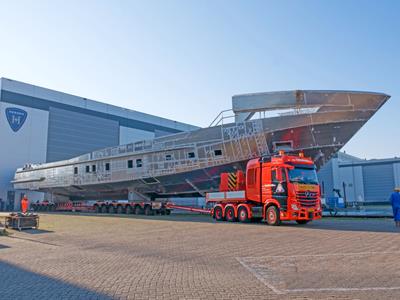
[6,108,28,132]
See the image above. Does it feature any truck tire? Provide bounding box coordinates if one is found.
[117,205,124,214]
[225,207,237,222]
[126,205,133,214]
[266,206,281,226]
[238,207,250,223]
[144,205,154,216]
[101,205,108,213]
[214,207,224,221]
[296,220,310,225]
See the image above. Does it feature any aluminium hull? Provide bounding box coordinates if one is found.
[13,90,390,201]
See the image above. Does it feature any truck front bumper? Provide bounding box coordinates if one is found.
[291,209,322,220]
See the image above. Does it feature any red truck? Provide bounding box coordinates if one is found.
[202,151,322,225]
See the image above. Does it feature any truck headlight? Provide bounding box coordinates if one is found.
[291,203,299,210]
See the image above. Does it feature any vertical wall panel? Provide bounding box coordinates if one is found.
[47,107,119,162]
[362,164,394,202]
[317,159,334,197]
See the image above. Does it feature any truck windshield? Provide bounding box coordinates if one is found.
[288,167,318,184]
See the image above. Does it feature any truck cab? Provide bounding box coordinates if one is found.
[246,152,322,225]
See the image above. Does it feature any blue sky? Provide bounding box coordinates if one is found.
[0,0,398,159]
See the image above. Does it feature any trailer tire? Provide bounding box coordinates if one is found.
[214,207,224,221]
[101,205,108,213]
[126,205,133,214]
[238,207,250,223]
[144,205,154,216]
[266,206,281,226]
[134,205,143,215]
[117,205,124,214]
[296,220,310,225]
[225,206,237,222]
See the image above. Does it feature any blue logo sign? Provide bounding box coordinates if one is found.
[6,108,27,132]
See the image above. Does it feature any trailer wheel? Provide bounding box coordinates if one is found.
[117,206,124,214]
[126,205,133,214]
[144,205,154,216]
[266,206,281,226]
[101,205,108,213]
[214,207,224,221]
[134,205,143,215]
[296,220,310,225]
[238,207,250,223]
[225,207,237,222]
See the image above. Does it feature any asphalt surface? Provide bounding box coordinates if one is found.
[0,213,399,299]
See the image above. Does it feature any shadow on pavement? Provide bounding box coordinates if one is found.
[0,260,112,299]
[22,229,54,235]
[280,218,400,233]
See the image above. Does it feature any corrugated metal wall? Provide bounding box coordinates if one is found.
[317,160,334,197]
[362,163,394,202]
[47,107,119,162]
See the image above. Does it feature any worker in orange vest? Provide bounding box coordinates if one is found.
[21,195,29,214]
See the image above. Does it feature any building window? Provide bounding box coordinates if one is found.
[128,160,133,169]
[86,166,90,173]
[214,149,222,156]
[166,154,172,161]
[74,167,78,175]
[105,163,110,171]
[188,152,195,158]
[136,159,143,168]
[92,165,96,172]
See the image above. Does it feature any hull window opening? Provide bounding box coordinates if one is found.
[136,159,143,168]
[128,160,133,169]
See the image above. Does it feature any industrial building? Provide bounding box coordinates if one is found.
[0,77,197,210]
[318,152,400,204]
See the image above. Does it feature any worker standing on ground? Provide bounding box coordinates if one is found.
[21,195,29,214]
[390,188,400,227]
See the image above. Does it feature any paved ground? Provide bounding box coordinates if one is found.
[0,213,399,299]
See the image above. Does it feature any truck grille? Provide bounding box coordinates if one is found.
[296,191,318,207]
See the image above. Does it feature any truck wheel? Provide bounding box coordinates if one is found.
[214,207,224,221]
[117,206,124,214]
[144,205,154,216]
[101,205,108,213]
[238,207,250,223]
[296,220,310,225]
[225,207,237,222]
[266,206,281,226]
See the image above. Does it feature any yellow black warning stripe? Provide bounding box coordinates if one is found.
[228,172,237,191]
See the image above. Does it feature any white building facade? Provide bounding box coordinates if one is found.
[0,78,197,210]
[318,152,400,204]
